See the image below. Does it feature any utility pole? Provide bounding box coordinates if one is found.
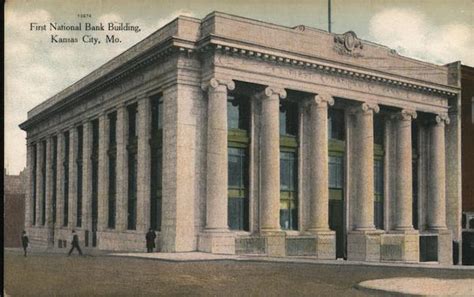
[328,0,332,33]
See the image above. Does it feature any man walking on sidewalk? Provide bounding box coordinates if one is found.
[68,230,83,256]
[21,230,29,257]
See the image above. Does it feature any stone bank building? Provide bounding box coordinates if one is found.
[20,12,462,264]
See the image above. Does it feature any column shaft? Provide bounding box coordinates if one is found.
[137,97,151,232]
[395,110,416,230]
[308,94,333,232]
[56,133,65,228]
[428,115,448,230]
[25,143,34,227]
[97,113,109,232]
[354,103,378,231]
[82,121,93,231]
[68,128,78,228]
[45,137,53,228]
[260,87,287,232]
[116,105,128,231]
[35,142,43,226]
[204,78,234,231]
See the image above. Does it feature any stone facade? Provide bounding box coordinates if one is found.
[19,12,461,264]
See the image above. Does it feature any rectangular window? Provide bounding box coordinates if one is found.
[52,136,58,224]
[76,125,83,227]
[279,99,298,230]
[228,147,249,231]
[227,93,250,231]
[329,156,343,189]
[127,104,138,230]
[279,101,298,136]
[41,140,47,226]
[374,114,384,146]
[374,159,384,229]
[280,151,298,230]
[150,96,163,231]
[412,158,419,230]
[328,108,345,140]
[227,95,250,131]
[108,112,117,229]
[63,132,69,226]
[32,143,37,225]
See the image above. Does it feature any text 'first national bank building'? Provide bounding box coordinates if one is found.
[20,12,463,264]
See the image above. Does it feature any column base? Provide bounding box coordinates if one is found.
[347,230,384,262]
[261,231,286,257]
[381,230,419,262]
[286,230,335,259]
[198,231,235,254]
[424,229,452,265]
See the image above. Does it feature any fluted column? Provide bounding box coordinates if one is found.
[394,109,417,231]
[202,78,235,231]
[82,121,93,231]
[97,113,109,232]
[308,93,334,232]
[68,127,78,228]
[56,133,65,228]
[428,113,449,230]
[260,86,287,232]
[116,104,128,231]
[137,96,151,233]
[354,103,379,231]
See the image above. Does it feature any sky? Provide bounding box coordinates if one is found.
[4,0,474,174]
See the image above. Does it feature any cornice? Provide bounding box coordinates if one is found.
[198,37,459,98]
[20,38,196,131]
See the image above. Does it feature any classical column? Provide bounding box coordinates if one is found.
[394,109,417,231]
[25,143,35,227]
[202,78,235,231]
[116,104,128,231]
[45,137,54,229]
[97,113,109,232]
[353,103,379,231]
[428,113,449,230]
[82,121,93,232]
[307,93,334,233]
[137,96,151,233]
[56,133,65,228]
[35,141,43,226]
[68,127,78,228]
[260,86,287,232]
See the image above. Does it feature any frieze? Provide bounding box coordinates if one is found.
[208,44,457,98]
[213,53,448,110]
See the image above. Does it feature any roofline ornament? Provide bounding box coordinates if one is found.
[333,31,363,57]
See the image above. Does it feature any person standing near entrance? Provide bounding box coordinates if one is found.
[68,230,83,256]
[21,230,29,257]
[145,228,156,253]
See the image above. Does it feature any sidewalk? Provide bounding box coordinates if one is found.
[108,251,474,270]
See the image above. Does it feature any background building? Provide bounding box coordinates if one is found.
[4,168,27,247]
[19,12,461,264]
[460,64,474,265]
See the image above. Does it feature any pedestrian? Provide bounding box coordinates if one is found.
[21,230,29,257]
[67,230,83,256]
[145,228,156,253]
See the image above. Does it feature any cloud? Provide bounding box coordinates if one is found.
[369,8,474,65]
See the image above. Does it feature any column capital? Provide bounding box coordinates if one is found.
[256,86,287,101]
[435,113,450,125]
[392,109,417,121]
[361,102,380,114]
[306,93,334,109]
[201,77,235,91]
